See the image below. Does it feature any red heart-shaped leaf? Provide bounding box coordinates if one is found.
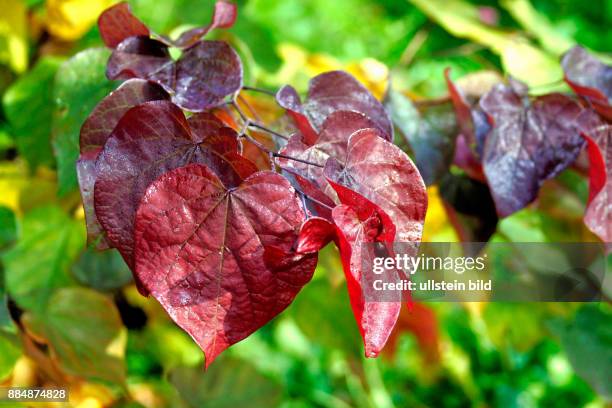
[134,163,316,366]
[94,100,256,268]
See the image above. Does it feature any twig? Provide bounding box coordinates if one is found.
[294,188,335,211]
[273,152,324,168]
[242,85,277,97]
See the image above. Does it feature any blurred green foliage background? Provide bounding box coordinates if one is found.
[0,0,610,407]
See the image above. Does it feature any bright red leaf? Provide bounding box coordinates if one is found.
[582,125,611,243]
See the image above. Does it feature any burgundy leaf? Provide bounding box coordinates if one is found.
[173,0,238,49]
[480,82,599,217]
[77,79,169,249]
[276,85,318,145]
[80,79,169,158]
[328,180,401,357]
[562,46,612,121]
[582,125,611,242]
[133,163,316,366]
[296,217,335,254]
[94,100,256,267]
[107,39,242,112]
[305,71,393,140]
[278,110,378,190]
[324,129,427,243]
[98,2,150,49]
[283,171,335,219]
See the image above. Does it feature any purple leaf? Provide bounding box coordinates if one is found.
[480,82,600,217]
[305,71,393,139]
[107,39,242,112]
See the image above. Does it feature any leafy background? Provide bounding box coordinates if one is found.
[0,0,610,406]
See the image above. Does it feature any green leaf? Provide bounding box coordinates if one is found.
[552,305,612,399]
[2,205,85,312]
[170,357,282,408]
[290,248,361,355]
[51,48,116,195]
[71,247,132,291]
[483,304,547,351]
[0,205,16,248]
[0,331,20,381]
[0,0,28,73]
[2,57,64,169]
[406,0,562,88]
[23,287,126,384]
[500,0,575,56]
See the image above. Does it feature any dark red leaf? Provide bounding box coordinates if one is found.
[94,100,256,267]
[562,46,612,121]
[278,110,378,190]
[98,2,150,49]
[133,163,316,366]
[480,82,600,217]
[324,129,427,243]
[107,39,242,112]
[77,79,169,249]
[276,85,318,145]
[296,217,335,254]
[582,125,611,242]
[80,79,169,158]
[173,0,238,49]
[305,71,393,140]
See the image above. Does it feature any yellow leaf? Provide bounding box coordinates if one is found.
[0,0,28,73]
[275,43,389,99]
[422,186,458,242]
[45,0,115,41]
[407,0,562,88]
